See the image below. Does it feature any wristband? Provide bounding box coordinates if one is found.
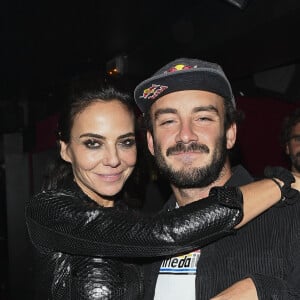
[264,166,299,205]
[270,178,286,201]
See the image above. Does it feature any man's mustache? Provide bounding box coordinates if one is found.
[166,142,209,156]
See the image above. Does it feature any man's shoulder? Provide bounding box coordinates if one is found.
[227,165,254,186]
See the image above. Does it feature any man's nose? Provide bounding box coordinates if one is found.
[175,121,198,144]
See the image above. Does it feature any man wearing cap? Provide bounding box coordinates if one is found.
[134,58,300,299]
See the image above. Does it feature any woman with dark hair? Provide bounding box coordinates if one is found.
[26,86,298,299]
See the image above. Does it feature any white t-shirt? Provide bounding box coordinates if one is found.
[154,249,201,300]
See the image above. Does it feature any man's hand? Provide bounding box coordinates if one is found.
[210,277,258,300]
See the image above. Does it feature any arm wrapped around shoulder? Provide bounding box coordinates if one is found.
[26,186,244,257]
[206,186,244,229]
[209,185,244,210]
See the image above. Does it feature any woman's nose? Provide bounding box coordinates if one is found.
[102,147,121,167]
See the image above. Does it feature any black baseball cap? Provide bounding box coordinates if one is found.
[134,58,235,113]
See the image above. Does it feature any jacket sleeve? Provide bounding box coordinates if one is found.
[26,186,243,257]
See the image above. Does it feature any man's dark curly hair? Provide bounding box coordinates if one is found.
[280,108,300,146]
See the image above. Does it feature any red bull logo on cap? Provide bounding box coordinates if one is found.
[165,64,195,74]
[140,84,168,100]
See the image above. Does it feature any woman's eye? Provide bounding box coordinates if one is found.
[83,139,101,149]
[119,139,136,148]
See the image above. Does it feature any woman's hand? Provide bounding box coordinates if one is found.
[292,172,300,191]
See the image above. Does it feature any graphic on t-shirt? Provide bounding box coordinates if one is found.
[159,249,201,275]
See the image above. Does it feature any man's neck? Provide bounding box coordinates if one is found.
[172,163,232,207]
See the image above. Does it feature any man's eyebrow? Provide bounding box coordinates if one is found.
[291,134,300,139]
[154,105,220,119]
[193,105,219,114]
[154,108,177,120]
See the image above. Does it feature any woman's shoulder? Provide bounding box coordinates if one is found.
[30,182,88,209]
[34,185,78,200]
[27,184,99,222]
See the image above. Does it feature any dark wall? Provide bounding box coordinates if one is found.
[236,96,299,176]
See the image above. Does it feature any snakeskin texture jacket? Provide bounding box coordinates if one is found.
[26,181,243,299]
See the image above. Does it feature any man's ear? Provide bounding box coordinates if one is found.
[285,143,290,155]
[226,123,237,150]
[147,131,155,156]
[59,141,72,163]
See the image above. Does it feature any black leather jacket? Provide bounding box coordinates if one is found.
[26,181,243,299]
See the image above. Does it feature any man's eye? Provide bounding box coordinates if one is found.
[293,136,300,143]
[197,116,212,121]
[83,139,101,149]
[160,119,175,126]
[120,139,136,148]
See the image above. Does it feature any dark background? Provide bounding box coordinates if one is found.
[1,0,300,298]
[2,0,300,110]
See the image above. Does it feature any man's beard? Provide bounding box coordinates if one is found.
[153,135,227,188]
[291,152,300,173]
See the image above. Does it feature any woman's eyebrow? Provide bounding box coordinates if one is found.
[79,133,105,139]
[118,133,135,139]
[77,132,135,140]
